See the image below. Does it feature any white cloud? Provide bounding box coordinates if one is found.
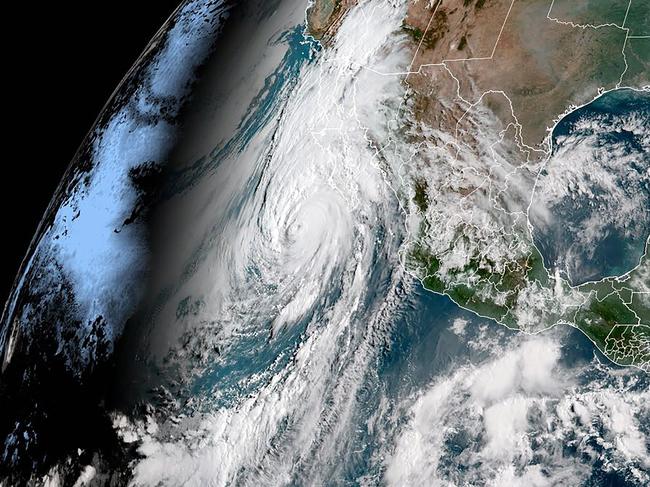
[450,317,468,336]
[115,1,412,486]
[72,466,96,487]
[384,334,650,486]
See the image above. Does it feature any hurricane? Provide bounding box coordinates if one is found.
[112,2,413,485]
[2,0,649,485]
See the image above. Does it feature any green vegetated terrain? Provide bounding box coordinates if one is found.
[622,37,650,86]
[399,0,649,369]
[549,0,631,27]
[408,237,650,369]
[624,0,650,37]
[575,246,650,366]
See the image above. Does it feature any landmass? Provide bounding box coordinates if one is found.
[308,0,650,369]
[401,0,650,369]
[403,0,649,148]
[306,0,356,40]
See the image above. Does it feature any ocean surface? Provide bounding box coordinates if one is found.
[532,88,650,285]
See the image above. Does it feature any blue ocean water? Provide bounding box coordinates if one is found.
[534,88,650,285]
[330,281,606,484]
[188,26,319,405]
[167,25,318,197]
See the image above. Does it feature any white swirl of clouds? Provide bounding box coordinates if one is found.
[117,1,412,485]
[104,2,650,486]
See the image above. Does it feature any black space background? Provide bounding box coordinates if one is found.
[3,1,182,307]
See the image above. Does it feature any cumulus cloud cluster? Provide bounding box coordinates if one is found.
[384,332,650,486]
[531,99,650,284]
